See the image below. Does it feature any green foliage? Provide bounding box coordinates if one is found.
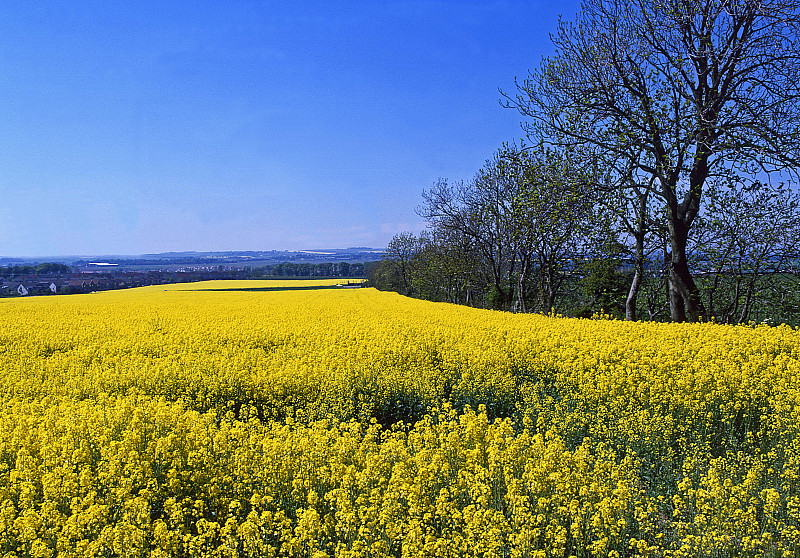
[0,263,71,276]
[578,240,631,319]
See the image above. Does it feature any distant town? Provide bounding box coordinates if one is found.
[0,249,380,297]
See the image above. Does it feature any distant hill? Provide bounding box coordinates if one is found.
[0,248,385,271]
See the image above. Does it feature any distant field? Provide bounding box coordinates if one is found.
[160,278,363,291]
[0,281,798,556]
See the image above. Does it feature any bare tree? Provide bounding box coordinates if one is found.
[420,153,527,310]
[588,147,659,320]
[511,146,593,313]
[505,0,800,321]
[694,180,800,323]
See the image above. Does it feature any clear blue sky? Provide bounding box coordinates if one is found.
[0,0,581,257]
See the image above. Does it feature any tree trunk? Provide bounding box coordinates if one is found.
[515,256,530,313]
[625,257,643,321]
[625,192,648,321]
[668,222,707,322]
[668,274,687,322]
[545,264,557,312]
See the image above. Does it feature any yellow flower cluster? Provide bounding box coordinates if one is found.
[0,280,797,556]
[0,397,636,558]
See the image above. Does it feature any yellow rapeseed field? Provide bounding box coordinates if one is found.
[0,280,798,557]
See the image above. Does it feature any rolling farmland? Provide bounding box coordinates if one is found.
[0,281,798,557]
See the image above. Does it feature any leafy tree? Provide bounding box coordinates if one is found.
[505,0,800,321]
[365,260,402,292]
[384,232,426,297]
[35,263,71,274]
[404,230,481,305]
[419,145,593,312]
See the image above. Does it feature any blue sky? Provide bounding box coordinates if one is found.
[0,0,581,257]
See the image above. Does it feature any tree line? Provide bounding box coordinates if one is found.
[371,0,800,324]
[0,263,72,276]
[251,262,366,278]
